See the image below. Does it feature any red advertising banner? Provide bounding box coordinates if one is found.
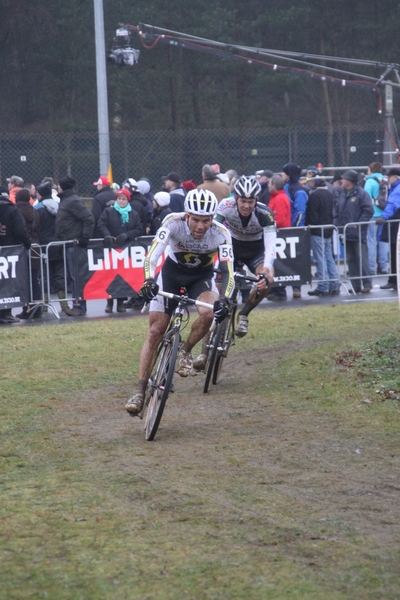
[81,237,163,300]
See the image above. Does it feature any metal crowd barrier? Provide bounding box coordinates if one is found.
[22,222,400,319]
[341,219,400,294]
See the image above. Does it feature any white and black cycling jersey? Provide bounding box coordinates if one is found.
[145,212,235,297]
[215,198,276,269]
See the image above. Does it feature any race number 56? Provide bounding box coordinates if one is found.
[219,244,233,262]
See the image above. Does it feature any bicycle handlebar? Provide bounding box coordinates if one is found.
[234,271,259,283]
[140,291,215,313]
[157,290,214,310]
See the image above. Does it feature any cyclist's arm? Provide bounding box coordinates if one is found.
[216,239,235,299]
[144,226,170,279]
[263,225,276,271]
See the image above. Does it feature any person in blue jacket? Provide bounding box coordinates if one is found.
[281,163,309,299]
[364,162,389,275]
[376,167,400,291]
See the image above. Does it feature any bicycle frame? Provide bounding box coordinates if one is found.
[143,290,214,440]
[203,269,259,392]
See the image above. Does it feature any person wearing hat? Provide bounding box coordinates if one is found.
[148,191,172,235]
[0,186,31,324]
[6,175,24,204]
[122,178,148,229]
[97,188,144,313]
[34,182,63,307]
[137,179,155,227]
[255,170,274,205]
[55,176,95,316]
[305,177,340,297]
[15,189,42,319]
[162,172,186,212]
[91,176,116,237]
[197,164,230,204]
[333,169,373,293]
[376,167,400,291]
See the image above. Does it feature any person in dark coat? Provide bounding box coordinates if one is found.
[91,176,116,236]
[305,178,340,296]
[15,188,42,319]
[148,191,172,235]
[137,179,155,228]
[122,178,147,230]
[0,186,30,323]
[333,169,373,293]
[97,188,143,313]
[55,176,95,316]
[255,170,273,206]
[34,181,64,302]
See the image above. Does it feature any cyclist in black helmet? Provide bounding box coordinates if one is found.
[125,189,235,417]
[214,175,276,337]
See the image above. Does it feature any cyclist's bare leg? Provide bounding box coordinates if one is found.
[238,265,274,317]
[181,290,218,353]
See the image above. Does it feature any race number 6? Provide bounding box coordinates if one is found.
[155,227,170,244]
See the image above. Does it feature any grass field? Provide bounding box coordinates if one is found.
[1,302,400,599]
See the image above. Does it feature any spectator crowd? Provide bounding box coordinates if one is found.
[1,160,400,324]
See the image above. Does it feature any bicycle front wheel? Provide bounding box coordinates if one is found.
[144,332,180,441]
[212,317,232,385]
[203,320,226,393]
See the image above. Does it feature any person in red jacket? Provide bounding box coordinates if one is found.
[265,174,291,301]
[267,174,291,228]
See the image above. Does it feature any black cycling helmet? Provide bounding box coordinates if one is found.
[234,175,261,199]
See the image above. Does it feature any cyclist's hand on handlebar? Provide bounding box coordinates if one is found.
[256,272,270,290]
[213,296,230,323]
[139,278,159,302]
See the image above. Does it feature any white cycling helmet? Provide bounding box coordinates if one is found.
[234,175,261,198]
[122,178,138,192]
[184,189,218,216]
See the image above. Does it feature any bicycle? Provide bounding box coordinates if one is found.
[142,289,214,441]
[203,267,259,393]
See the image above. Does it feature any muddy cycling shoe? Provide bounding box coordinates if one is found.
[125,393,144,416]
[175,349,193,377]
[234,315,248,338]
[193,353,207,371]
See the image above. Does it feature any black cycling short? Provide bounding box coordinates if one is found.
[149,258,218,316]
[232,238,264,274]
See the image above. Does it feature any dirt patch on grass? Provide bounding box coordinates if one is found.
[51,339,400,549]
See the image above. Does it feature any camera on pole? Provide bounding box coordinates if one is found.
[108,28,140,66]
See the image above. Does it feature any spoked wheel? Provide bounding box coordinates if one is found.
[144,332,180,441]
[212,316,234,385]
[203,320,226,393]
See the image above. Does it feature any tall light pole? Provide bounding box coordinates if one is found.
[94,0,110,175]
[383,83,398,166]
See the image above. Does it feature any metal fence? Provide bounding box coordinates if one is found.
[0,124,385,197]
[10,221,397,321]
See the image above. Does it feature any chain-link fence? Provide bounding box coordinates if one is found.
[0,124,386,197]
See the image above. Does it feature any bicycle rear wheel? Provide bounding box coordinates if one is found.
[144,331,180,441]
[203,320,226,393]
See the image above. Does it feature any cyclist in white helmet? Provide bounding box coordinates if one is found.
[214,174,276,337]
[125,188,235,416]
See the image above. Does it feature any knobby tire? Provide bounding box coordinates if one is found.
[212,317,232,385]
[203,320,226,394]
[145,331,180,441]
